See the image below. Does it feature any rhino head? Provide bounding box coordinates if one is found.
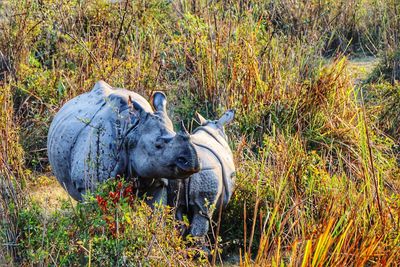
[194,109,235,140]
[124,92,200,180]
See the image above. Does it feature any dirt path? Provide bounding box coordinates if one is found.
[347,56,379,84]
[28,175,73,212]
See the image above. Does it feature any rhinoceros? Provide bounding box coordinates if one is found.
[47,80,200,201]
[167,110,236,242]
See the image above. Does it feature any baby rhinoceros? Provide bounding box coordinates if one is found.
[167,110,236,243]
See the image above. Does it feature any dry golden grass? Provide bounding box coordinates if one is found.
[28,175,73,212]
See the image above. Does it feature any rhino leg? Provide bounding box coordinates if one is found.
[167,179,188,219]
[189,207,212,258]
[189,208,210,237]
[188,169,222,237]
[143,179,168,206]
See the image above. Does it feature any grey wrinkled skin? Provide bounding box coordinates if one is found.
[167,110,236,240]
[48,80,200,201]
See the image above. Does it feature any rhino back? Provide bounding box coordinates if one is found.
[48,81,152,200]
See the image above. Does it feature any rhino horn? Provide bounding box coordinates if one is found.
[179,120,190,137]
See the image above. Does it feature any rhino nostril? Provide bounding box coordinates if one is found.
[177,157,188,165]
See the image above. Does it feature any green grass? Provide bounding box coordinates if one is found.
[1,0,399,265]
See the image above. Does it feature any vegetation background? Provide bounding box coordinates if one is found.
[1,0,399,265]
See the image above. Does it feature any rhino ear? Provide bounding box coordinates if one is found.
[195,112,207,125]
[217,109,235,127]
[151,92,167,113]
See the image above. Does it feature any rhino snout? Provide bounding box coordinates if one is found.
[175,154,200,176]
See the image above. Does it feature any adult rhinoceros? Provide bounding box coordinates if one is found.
[167,110,236,244]
[48,80,200,201]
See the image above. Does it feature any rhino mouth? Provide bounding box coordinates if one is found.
[174,157,200,177]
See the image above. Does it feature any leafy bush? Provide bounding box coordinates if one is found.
[365,46,400,143]
[365,82,400,143]
[16,179,207,266]
[368,48,400,84]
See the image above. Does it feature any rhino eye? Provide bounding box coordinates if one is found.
[128,142,136,149]
[155,143,163,149]
[155,137,168,149]
[127,139,137,149]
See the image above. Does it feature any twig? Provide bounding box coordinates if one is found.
[360,91,385,228]
[247,197,260,256]
[112,0,130,59]
[63,32,101,71]
[211,189,225,266]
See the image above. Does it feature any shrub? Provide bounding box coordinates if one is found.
[365,46,400,143]
[16,179,207,266]
[367,48,400,84]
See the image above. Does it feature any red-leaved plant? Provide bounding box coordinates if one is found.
[95,180,136,237]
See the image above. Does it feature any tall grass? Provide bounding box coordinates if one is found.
[231,115,399,265]
[0,83,26,264]
[169,1,400,264]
